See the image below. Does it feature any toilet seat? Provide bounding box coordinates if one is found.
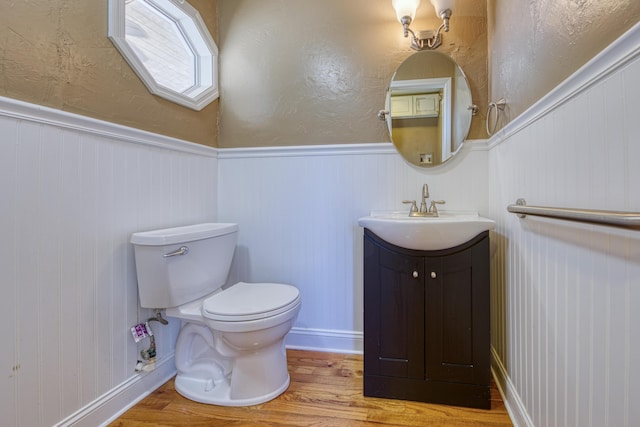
[203,282,300,322]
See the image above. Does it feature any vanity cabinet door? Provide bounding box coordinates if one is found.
[363,228,491,409]
[363,235,425,380]
[425,235,490,386]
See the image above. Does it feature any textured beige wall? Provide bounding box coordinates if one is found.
[218,0,488,148]
[4,1,636,149]
[0,0,218,147]
[488,0,640,125]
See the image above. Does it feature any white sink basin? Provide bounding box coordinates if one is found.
[358,211,496,251]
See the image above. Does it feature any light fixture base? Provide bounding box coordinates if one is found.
[397,6,452,51]
[412,30,441,50]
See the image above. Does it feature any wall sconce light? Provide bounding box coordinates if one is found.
[392,0,453,50]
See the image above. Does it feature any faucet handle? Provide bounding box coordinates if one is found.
[429,200,446,215]
[402,200,418,213]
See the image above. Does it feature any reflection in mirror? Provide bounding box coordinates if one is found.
[385,51,473,167]
[108,0,218,110]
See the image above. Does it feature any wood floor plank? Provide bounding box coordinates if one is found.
[110,350,513,426]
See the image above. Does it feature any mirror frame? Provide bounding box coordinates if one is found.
[107,0,219,111]
[384,51,473,167]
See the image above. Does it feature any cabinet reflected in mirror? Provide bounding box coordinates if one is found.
[384,51,473,167]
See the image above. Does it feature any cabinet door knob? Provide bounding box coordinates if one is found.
[431,272,437,279]
[413,271,419,278]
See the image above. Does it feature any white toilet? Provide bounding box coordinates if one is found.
[130,223,301,406]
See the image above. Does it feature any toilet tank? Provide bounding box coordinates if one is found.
[130,223,238,309]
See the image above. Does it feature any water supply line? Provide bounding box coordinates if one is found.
[141,311,169,360]
[131,310,168,372]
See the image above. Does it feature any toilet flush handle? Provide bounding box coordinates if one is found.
[163,246,189,257]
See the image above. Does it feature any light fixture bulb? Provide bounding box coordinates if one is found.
[429,0,454,15]
[392,0,421,23]
[392,0,451,50]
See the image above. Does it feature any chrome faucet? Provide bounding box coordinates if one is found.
[403,183,446,217]
[419,184,429,213]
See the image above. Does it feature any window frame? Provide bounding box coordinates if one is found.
[108,0,219,111]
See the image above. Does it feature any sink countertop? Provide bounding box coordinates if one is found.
[358,210,495,251]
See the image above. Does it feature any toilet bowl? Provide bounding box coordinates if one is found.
[130,223,301,406]
[167,282,301,405]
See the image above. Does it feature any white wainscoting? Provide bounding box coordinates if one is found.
[488,23,640,427]
[0,97,218,427]
[217,141,490,354]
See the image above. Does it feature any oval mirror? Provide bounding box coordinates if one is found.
[383,51,474,167]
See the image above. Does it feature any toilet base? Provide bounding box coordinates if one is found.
[174,372,290,406]
[173,322,292,406]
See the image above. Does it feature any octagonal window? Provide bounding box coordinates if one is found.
[108,0,218,110]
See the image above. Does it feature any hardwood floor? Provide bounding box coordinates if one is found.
[110,350,513,426]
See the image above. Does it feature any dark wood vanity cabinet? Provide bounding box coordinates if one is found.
[363,229,491,409]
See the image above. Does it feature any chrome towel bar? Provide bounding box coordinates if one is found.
[507,199,640,229]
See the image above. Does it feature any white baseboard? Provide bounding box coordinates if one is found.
[286,327,363,354]
[54,355,176,427]
[491,347,534,427]
[54,328,360,426]
[52,338,518,426]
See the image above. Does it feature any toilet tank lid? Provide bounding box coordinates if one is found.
[130,223,238,246]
